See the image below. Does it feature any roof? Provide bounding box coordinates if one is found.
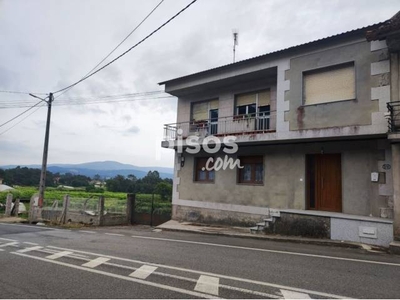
[0,184,14,192]
[366,11,400,41]
[159,22,384,86]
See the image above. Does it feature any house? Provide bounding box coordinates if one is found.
[159,12,400,249]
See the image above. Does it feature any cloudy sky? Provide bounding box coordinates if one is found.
[0,0,398,168]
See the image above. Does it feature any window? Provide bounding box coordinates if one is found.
[303,62,355,105]
[191,100,218,122]
[235,90,270,116]
[238,156,264,184]
[195,157,215,182]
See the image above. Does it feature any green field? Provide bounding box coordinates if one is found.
[0,186,171,215]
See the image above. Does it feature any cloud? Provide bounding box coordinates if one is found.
[0,0,398,168]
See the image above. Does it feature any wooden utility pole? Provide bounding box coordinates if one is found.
[38,92,54,208]
[28,92,53,223]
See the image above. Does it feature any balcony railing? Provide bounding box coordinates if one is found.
[163,112,275,141]
[387,101,400,133]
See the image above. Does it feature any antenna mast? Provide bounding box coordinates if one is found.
[233,29,239,63]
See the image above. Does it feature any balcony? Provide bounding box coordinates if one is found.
[163,112,275,141]
[387,101,400,133]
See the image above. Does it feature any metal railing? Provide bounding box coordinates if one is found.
[387,101,400,133]
[163,112,275,141]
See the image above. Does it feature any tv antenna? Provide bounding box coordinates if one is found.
[233,29,239,63]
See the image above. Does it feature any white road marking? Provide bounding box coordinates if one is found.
[0,242,19,248]
[0,223,61,230]
[281,289,311,299]
[23,242,39,246]
[0,237,18,242]
[130,235,400,268]
[195,275,219,296]
[80,230,96,234]
[46,251,73,260]
[12,252,220,299]
[129,265,158,279]
[37,248,89,260]
[47,245,349,299]
[0,249,4,252]
[104,233,124,236]
[16,246,43,253]
[82,257,110,268]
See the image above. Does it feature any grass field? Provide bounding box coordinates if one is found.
[0,186,171,215]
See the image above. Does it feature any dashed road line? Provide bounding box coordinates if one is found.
[129,265,158,279]
[0,237,18,242]
[16,246,43,253]
[82,257,110,268]
[195,275,219,296]
[0,242,19,248]
[46,251,73,260]
[0,249,4,252]
[80,230,97,234]
[104,233,125,237]
[281,289,311,299]
[11,252,220,299]
[130,235,400,268]
[47,245,349,299]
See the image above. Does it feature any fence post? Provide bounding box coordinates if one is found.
[60,194,70,224]
[99,196,105,226]
[5,193,13,217]
[12,198,20,216]
[126,193,135,225]
[151,193,154,227]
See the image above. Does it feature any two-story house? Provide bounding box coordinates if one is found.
[160,12,400,249]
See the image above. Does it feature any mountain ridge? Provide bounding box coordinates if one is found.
[0,161,173,179]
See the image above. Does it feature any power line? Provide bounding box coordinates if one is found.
[54,0,165,101]
[0,101,43,128]
[0,95,175,109]
[0,105,45,136]
[53,0,198,95]
[0,90,173,108]
[0,90,47,95]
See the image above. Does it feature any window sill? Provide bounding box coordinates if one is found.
[236,183,264,186]
[193,181,215,184]
[302,98,356,107]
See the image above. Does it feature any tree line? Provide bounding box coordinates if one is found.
[0,167,172,200]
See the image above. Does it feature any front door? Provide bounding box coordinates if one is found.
[306,154,342,212]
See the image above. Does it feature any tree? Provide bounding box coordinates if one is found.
[155,182,172,201]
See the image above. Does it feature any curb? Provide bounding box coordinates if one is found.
[156,225,367,250]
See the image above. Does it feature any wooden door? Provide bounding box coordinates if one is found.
[307,154,342,212]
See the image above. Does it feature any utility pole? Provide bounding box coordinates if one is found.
[28,92,54,222]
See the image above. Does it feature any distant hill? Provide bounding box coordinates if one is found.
[0,161,173,179]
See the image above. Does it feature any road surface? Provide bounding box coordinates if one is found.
[0,222,399,298]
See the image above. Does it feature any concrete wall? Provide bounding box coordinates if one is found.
[285,40,383,130]
[174,139,392,223]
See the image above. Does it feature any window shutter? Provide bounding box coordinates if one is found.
[192,102,208,121]
[304,64,355,105]
[258,90,270,107]
[209,99,219,110]
[236,93,256,106]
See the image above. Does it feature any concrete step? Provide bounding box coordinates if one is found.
[249,226,262,234]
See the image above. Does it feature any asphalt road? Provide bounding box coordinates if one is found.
[0,222,400,299]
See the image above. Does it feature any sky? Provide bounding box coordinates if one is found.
[0,0,398,168]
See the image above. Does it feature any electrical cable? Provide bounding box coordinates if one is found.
[0,101,43,128]
[52,0,198,94]
[54,0,165,100]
